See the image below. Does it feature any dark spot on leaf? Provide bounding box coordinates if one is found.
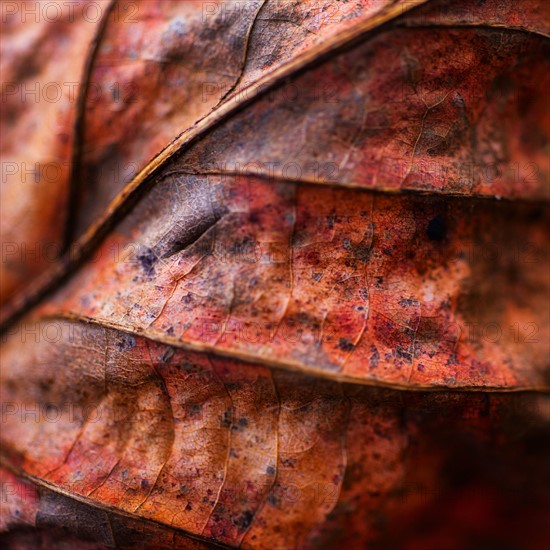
[446,353,458,366]
[426,214,447,241]
[338,338,355,352]
[115,334,136,350]
[396,346,412,362]
[399,298,418,307]
[136,247,157,276]
[234,510,254,533]
[370,346,380,370]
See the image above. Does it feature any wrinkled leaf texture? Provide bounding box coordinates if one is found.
[1,0,549,548]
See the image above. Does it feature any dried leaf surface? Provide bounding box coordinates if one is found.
[0,1,104,302]
[74,0,409,236]
[1,0,549,548]
[40,181,549,389]
[2,322,550,548]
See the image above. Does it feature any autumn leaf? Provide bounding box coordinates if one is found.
[1,0,549,548]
